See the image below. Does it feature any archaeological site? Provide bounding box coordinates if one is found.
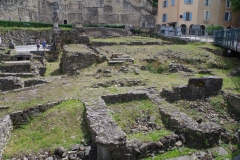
[0,0,240,160]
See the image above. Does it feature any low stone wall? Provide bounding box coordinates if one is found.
[84,27,131,38]
[224,92,240,113]
[101,92,149,104]
[60,44,100,74]
[0,77,23,92]
[159,105,223,148]
[90,41,161,47]
[30,51,60,62]
[158,35,199,44]
[24,79,48,88]
[84,98,126,160]
[0,73,36,78]
[161,76,223,102]
[0,63,31,73]
[10,101,62,128]
[0,115,13,160]
[0,53,16,62]
[92,79,146,88]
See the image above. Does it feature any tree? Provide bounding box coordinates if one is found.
[230,0,240,12]
[152,0,158,8]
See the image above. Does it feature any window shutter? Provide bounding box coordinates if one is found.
[229,12,232,21]
[172,0,175,6]
[162,1,164,7]
[162,14,164,22]
[184,12,186,20]
[184,0,187,4]
[223,13,225,21]
[166,0,168,7]
[190,13,192,21]
[166,14,168,22]
[209,0,212,6]
[208,11,211,20]
[191,0,194,4]
[204,11,206,20]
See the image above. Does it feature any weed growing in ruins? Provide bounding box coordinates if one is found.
[108,100,171,142]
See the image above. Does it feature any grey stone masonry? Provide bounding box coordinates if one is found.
[159,104,223,148]
[0,76,23,92]
[101,92,149,104]
[0,61,31,73]
[0,115,13,160]
[161,76,223,102]
[10,101,62,128]
[84,98,126,160]
[24,79,49,88]
[224,92,240,113]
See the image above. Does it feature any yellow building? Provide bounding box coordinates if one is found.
[157,0,240,31]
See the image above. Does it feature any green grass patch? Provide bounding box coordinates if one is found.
[108,100,170,142]
[3,100,90,158]
[45,62,61,77]
[91,36,162,44]
[143,147,196,160]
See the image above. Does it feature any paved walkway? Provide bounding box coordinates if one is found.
[15,45,51,53]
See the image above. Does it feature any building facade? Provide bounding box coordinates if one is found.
[0,0,155,27]
[157,0,240,31]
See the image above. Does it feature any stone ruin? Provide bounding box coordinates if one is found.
[83,87,226,160]
[0,76,234,159]
[161,76,223,102]
[60,44,106,75]
[0,76,49,92]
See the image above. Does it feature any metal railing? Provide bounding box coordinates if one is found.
[159,28,215,42]
[214,29,240,52]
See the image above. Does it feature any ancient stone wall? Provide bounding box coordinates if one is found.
[0,0,155,27]
[0,115,13,160]
[0,76,23,91]
[60,44,102,74]
[224,92,240,113]
[10,101,62,128]
[161,77,223,103]
[0,62,31,73]
[159,105,223,148]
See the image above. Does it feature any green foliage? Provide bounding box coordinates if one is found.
[0,20,72,28]
[146,63,168,74]
[83,23,125,29]
[206,25,224,35]
[230,0,240,12]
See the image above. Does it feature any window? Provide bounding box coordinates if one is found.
[205,0,211,6]
[226,0,231,8]
[204,10,210,20]
[184,0,194,4]
[64,20,67,24]
[224,11,231,21]
[142,22,146,27]
[171,0,175,6]
[184,12,192,21]
[163,0,168,7]
[162,14,168,22]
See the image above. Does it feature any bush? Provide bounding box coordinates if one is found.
[0,20,72,28]
[206,25,224,35]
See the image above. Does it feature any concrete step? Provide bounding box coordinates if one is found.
[112,58,134,62]
[108,61,125,65]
